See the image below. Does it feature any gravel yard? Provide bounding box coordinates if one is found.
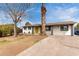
[0,35,46,56]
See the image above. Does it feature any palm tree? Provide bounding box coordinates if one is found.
[41,3,47,35]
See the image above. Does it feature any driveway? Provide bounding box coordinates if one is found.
[17,35,79,56]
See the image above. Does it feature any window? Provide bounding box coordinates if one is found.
[28,27,31,30]
[23,27,27,30]
[60,25,68,31]
[46,26,51,31]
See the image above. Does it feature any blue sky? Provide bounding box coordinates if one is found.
[0,3,79,27]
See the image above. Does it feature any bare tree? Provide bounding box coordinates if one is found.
[41,3,47,35]
[5,3,31,37]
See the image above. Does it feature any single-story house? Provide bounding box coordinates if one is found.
[22,21,76,36]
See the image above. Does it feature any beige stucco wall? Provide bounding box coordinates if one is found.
[65,25,72,35]
[53,26,69,35]
[46,31,51,36]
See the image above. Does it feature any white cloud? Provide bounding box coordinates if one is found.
[26,8,35,12]
[47,7,79,22]
[0,11,13,24]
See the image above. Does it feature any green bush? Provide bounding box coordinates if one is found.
[0,24,21,37]
[2,30,7,37]
[0,30,2,37]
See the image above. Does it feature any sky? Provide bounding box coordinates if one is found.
[0,3,79,27]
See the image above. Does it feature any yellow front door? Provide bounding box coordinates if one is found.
[35,27,39,33]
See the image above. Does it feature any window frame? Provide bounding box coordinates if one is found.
[28,27,31,30]
[23,27,27,30]
[60,25,68,31]
[46,26,51,31]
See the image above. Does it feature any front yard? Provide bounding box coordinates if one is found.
[0,35,47,56]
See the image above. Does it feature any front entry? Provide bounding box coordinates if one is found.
[34,27,40,35]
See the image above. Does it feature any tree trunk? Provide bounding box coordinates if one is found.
[14,23,17,37]
[41,14,46,35]
[41,3,46,35]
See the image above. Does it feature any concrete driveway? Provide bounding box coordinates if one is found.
[17,35,79,56]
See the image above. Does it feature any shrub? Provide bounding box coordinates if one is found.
[0,24,20,37]
[0,30,2,37]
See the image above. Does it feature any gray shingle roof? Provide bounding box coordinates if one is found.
[23,21,76,27]
[47,21,76,26]
[33,21,76,26]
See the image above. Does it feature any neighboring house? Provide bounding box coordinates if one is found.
[22,21,76,36]
[22,22,32,34]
